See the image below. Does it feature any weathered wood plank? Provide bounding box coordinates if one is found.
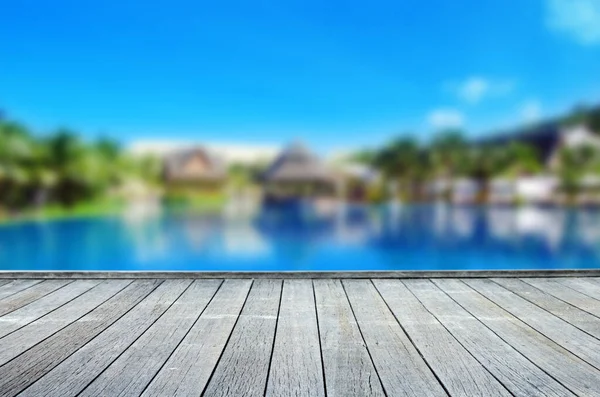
[466,278,600,369]
[141,279,252,396]
[0,280,160,397]
[404,279,572,397]
[559,278,600,301]
[374,279,511,397]
[0,280,70,317]
[0,280,131,366]
[201,279,282,397]
[76,280,221,397]
[343,279,446,396]
[0,280,100,339]
[435,279,600,396]
[265,280,325,397]
[494,278,600,339]
[19,279,193,397]
[313,279,385,397]
[523,278,600,318]
[0,280,12,288]
[0,280,42,300]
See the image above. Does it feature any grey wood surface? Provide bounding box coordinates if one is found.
[1,277,600,396]
[0,280,131,366]
[265,280,325,397]
[435,279,600,396]
[0,280,42,300]
[559,277,600,301]
[0,280,100,338]
[0,280,160,397]
[374,279,511,397]
[404,279,573,397]
[0,280,13,288]
[0,280,70,317]
[141,279,252,396]
[466,278,600,369]
[492,278,600,339]
[19,280,192,397]
[73,280,221,397]
[343,279,446,397]
[201,279,282,397]
[523,277,600,318]
[313,279,385,397]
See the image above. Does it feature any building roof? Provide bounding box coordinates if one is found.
[260,142,339,184]
[163,146,226,181]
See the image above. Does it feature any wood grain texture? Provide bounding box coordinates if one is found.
[1,277,600,397]
[374,279,511,397]
[343,279,446,397]
[467,278,600,369]
[404,279,573,397]
[0,280,160,397]
[141,279,252,397]
[523,278,600,318]
[0,280,42,300]
[201,279,282,397]
[435,279,600,396]
[0,280,13,288]
[313,279,385,397]
[493,278,600,339]
[265,280,325,397]
[0,280,69,317]
[0,280,100,339]
[19,280,193,397]
[76,280,221,397]
[0,280,131,366]
[559,278,600,301]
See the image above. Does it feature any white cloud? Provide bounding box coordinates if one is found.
[521,100,543,123]
[446,77,515,104]
[547,0,600,45]
[428,109,465,129]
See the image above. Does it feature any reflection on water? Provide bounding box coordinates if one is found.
[1,203,600,271]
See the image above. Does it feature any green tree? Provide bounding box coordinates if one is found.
[373,136,425,199]
[558,145,598,203]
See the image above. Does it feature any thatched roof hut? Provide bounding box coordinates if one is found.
[260,142,340,198]
[261,142,338,184]
[163,147,226,183]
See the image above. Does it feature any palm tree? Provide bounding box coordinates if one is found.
[558,145,598,204]
[428,130,469,200]
[502,142,542,178]
[372,136,424,200]
[0,121,36,208]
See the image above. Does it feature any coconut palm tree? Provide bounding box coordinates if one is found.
[0,121,36,208]
[558,145,599,204]
[372,136,424,200]
[428,130,469,200]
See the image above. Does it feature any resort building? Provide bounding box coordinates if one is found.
[478,123,600,170]
[163,147,227,187]
[260,142,341,202]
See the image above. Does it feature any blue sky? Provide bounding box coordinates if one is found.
[1,0,599,153]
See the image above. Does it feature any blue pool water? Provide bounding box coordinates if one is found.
[1,204,600,272]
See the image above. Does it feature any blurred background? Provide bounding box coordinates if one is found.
[0,0,599,270]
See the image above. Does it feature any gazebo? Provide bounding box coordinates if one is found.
[260,142,341,202]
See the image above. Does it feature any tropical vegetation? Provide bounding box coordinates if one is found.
[0,114,161,221]
[358,104,600,203]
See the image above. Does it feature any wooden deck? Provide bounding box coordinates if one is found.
[1,278,600,396]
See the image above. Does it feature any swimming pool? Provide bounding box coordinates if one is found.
[1,204,600,272]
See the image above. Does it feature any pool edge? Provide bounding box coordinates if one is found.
[1,270,599,279]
